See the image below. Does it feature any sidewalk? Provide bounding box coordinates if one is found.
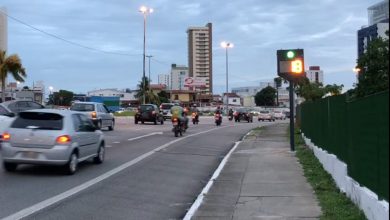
[192,123,322,220]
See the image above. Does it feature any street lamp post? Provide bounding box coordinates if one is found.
[146,55,153,91]
[139,6,153,104]
[221,41,234,115]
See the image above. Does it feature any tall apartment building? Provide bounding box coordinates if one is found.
[158,74,170,89]
[358,0,389,58]
[170,64,189,91]
[368,0,389,25]
[187,23,213,94]
[306,66,324,84]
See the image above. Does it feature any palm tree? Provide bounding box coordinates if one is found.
[274,77,283,106]
[135,76,160,105]
[0,50,26,102]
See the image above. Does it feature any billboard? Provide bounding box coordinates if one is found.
[183,77,207,88]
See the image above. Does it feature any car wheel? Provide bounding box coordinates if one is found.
[135,119,138,124]
[108,120,114,131]
[141,121,145,124]
[3,162,17,172]
[160,119,164,125]
[65,152,78,175]
[93,144,105,164]
[97,120,102,130]
[154,119,157,125]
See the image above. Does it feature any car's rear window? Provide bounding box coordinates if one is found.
[260,111,270,113]
[11,112,63,130]
[161,104,173,109]
[140,105,154,111]
[70,104,95,111]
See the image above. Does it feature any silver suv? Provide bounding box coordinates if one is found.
[1,109,105,175]
[70,102,115,130]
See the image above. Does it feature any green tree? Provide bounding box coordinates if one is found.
[295,78,325,102]
[53,90,74,106]
[355,31,389,97]
[295,77,343,102]
[274,77,283,106]
[135,77,160,104]
[158,90,170,104]
[255,86,277,106]
[325,84,343,96]
[0,50,26,102]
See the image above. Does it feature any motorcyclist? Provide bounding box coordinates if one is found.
[228,108,234,120]
[171,105,186,126]
[215,106,222,115]
[191,104,199,122]
[229,108,234,116]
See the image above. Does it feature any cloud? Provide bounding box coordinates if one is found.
[1,0,379,94]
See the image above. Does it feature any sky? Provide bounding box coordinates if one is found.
[0,0,380,94]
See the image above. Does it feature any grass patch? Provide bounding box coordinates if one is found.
[293,128,367,220]
[114,111,136,117]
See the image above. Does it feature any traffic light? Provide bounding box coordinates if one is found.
[277,49,305,82]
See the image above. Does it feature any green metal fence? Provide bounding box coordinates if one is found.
[300,91,389,201]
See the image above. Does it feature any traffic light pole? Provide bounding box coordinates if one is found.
[289,80,295,152]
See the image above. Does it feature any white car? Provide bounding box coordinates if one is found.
[258,110,275,122]
[0,104,16,140]
[273,110,286,120]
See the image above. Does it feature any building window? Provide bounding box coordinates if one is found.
[315,72,319,83]
[174,95,179,100]
[233,99,237,103]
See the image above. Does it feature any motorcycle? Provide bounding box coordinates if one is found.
[192,112,199,124]
[172,117,185,137]
[228,112,234,121]
[215,113,222,126]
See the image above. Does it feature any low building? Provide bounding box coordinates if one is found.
[223,93,242,106]
[170,90,196,105]
[150,84,167,96]
[87,88,138,107]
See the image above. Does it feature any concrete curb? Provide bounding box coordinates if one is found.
[302,133,389,220]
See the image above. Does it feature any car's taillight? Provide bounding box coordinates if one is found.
[152,111,156,115]
[56,135,72,144]
[1,132,10,142]
[172,118,178,122]
[91,111,97,119]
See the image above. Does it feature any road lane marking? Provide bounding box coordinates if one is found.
[112,141,121,144]
[183,141,242,220]
[2,126,229,220]
[127,132,163,141]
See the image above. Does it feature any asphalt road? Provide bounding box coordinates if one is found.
[0,116,280,220]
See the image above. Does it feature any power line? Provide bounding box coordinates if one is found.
[0,10,142,57]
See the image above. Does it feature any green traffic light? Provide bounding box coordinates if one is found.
[287,51,295,59]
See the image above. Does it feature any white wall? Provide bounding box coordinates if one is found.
[302,133,389,220]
